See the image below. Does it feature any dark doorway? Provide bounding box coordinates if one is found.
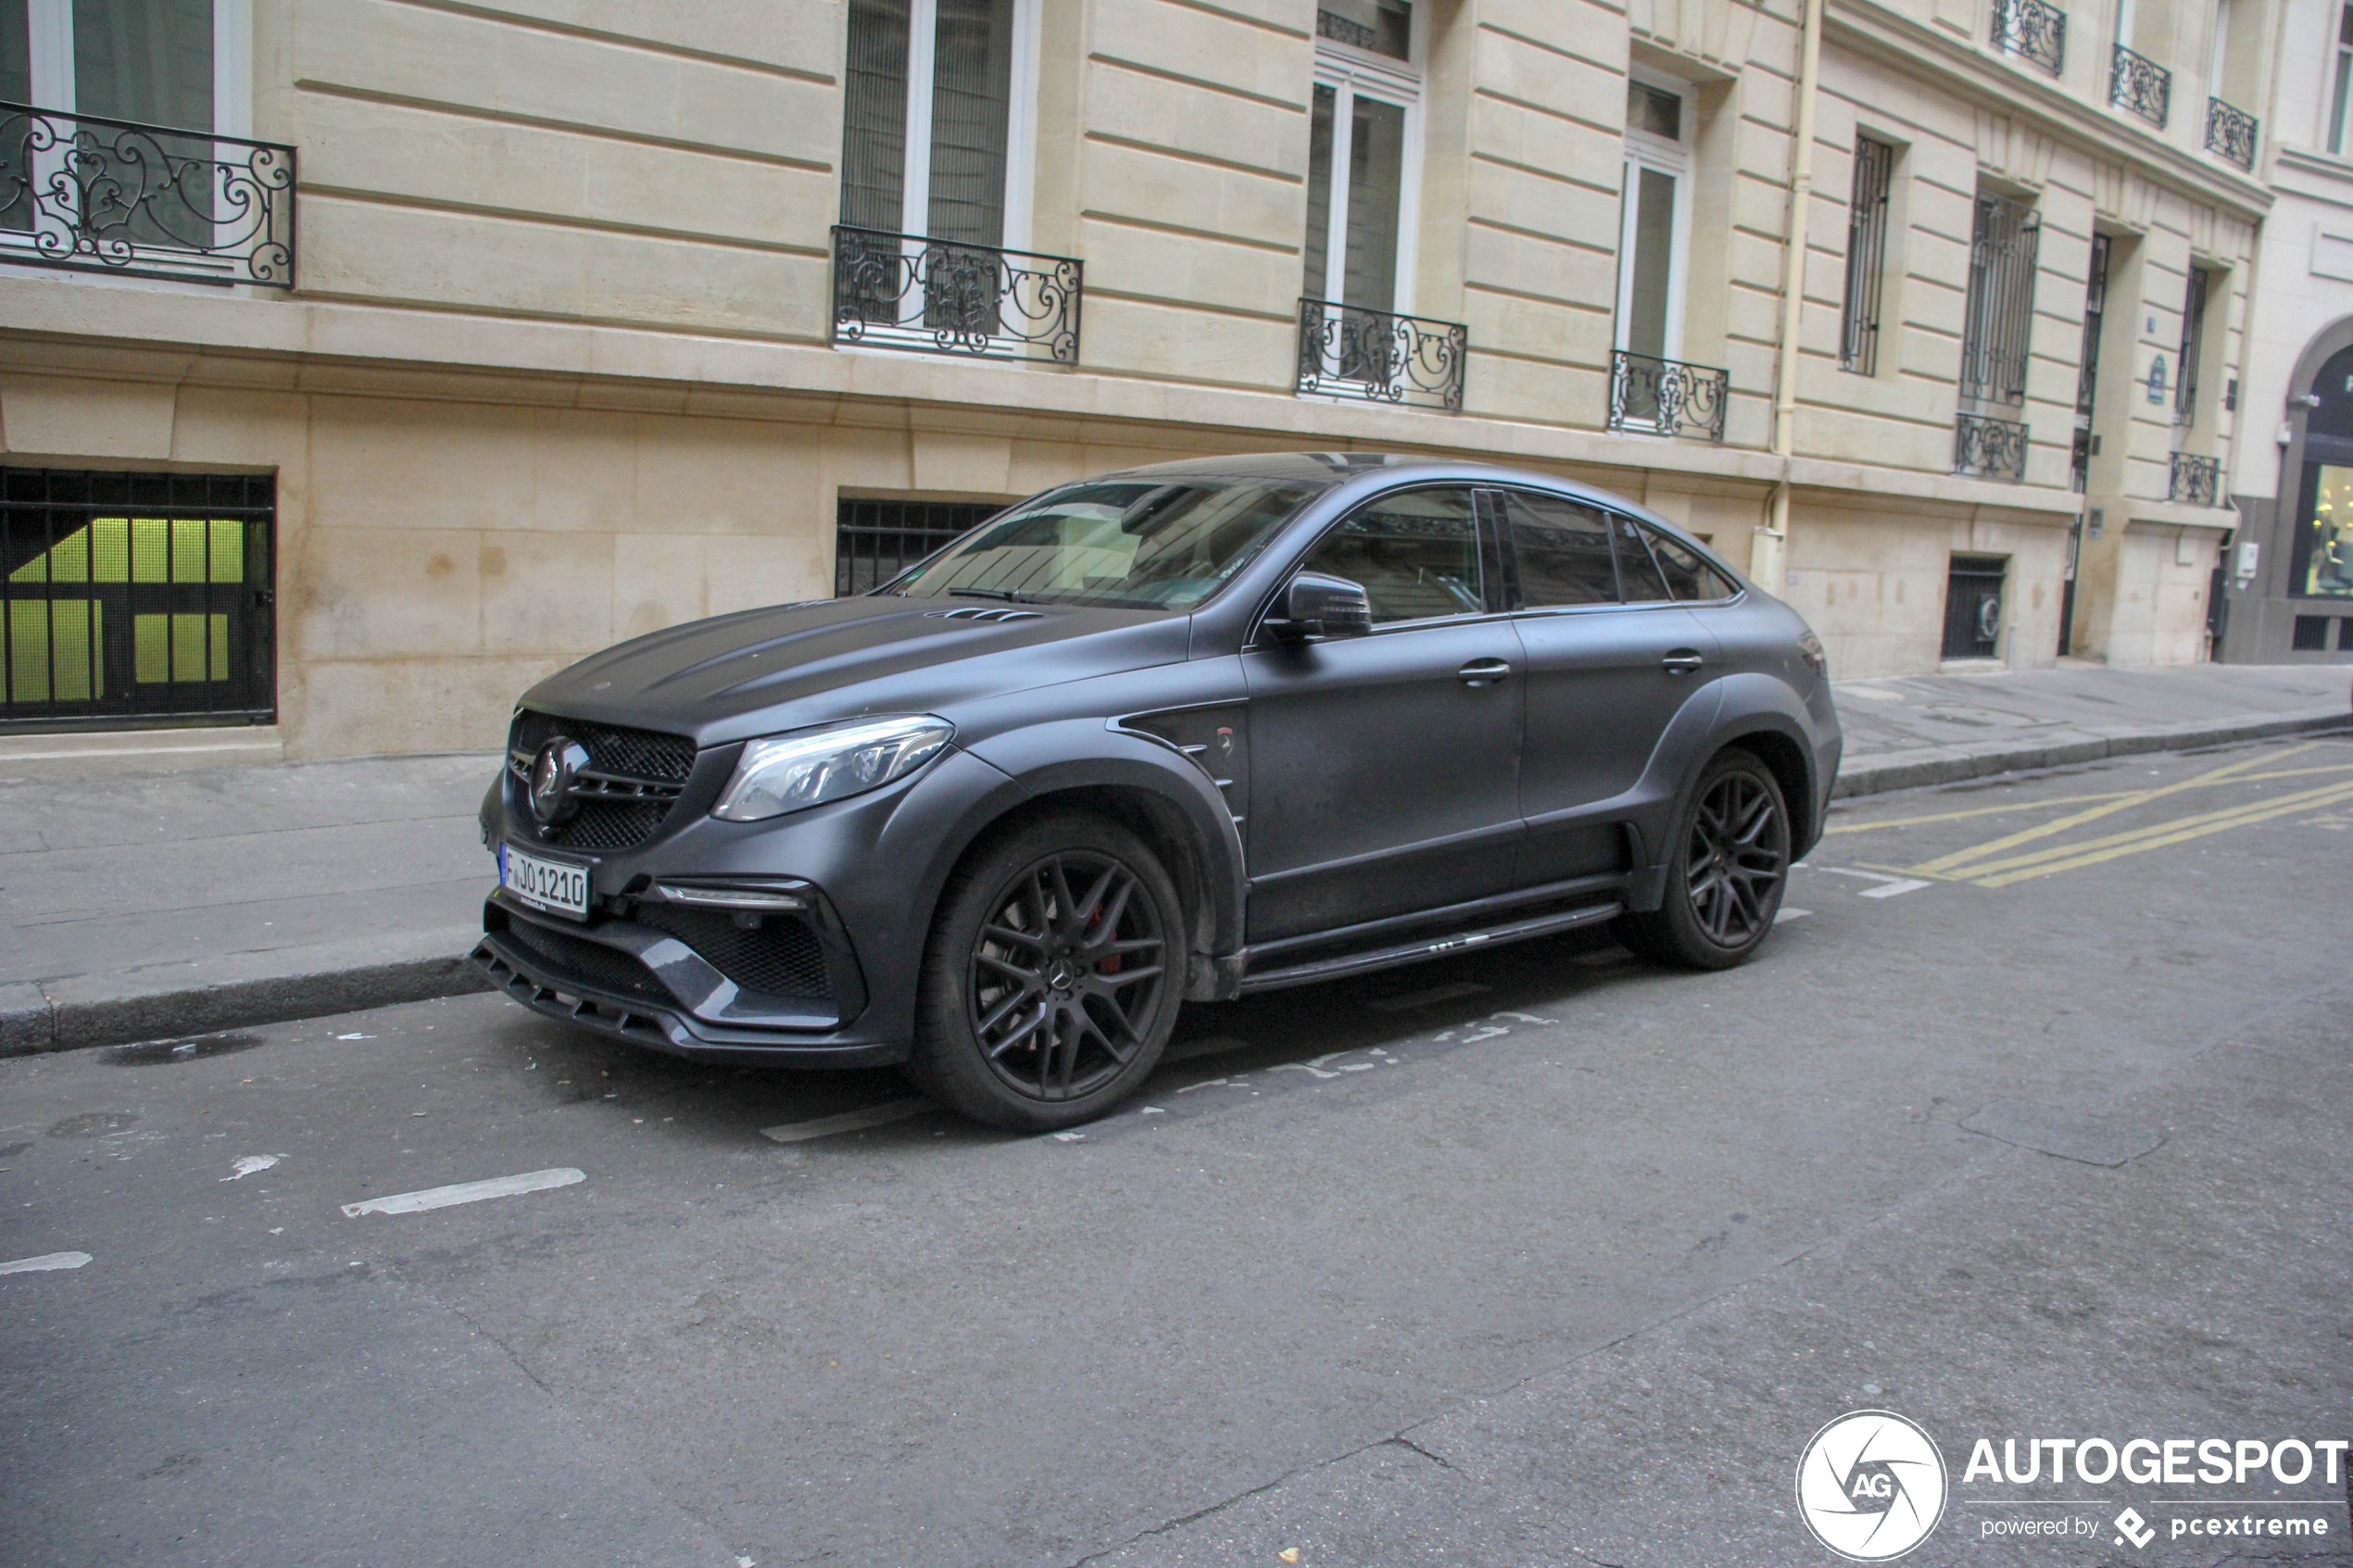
[1942,554,2007,659]
[1,469,276,731]
[835,497,1004,596]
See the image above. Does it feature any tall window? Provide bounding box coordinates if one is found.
[2071,232,2111,492]
[1840,136,1894,375]
[1302,0,1420,316]
[2175,266,2211,427]
[1615,76,1692,365]
[2334,3,2353,153]
[840,0,1033,248]
[1957,191,2041,407]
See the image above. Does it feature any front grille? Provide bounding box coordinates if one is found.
[635,906,830,998]
[510,711,698,851]
[501,919,677,1004]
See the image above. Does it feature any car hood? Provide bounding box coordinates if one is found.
[518,596,1193,746]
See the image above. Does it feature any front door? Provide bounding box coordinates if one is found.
[1242,485,1523,944]
[1500,491,1721,884]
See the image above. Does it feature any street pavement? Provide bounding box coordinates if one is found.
[3,732,2348,1567]
[2,662,2346,1055]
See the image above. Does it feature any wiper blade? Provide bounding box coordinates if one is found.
[948,587,1040,604]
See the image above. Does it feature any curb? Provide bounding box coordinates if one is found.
[5,709,2345,1059]
[1831,709,2351,799]
[1,954,494,1060]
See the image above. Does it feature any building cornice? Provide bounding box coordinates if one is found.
[1825,0,2272,226]
[0,274,2084,521]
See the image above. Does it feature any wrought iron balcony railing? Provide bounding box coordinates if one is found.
[830,226,1082,364]
[1991,0,2067,76]
[0,102,295,286]
[1607,350,1729,442]
[1954,412,2030,481]
[2109,44,2171,128]
[1295,299,1467,411]
[2204,97,2258,169]
[2169,451,2223,506]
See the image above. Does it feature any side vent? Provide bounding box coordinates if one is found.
[925,607,1047,623]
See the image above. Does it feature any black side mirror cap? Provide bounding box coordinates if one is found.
[1269,571,1373,641]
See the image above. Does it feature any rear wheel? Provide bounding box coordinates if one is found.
[908,810,1184,1131]
[1616,749,1791,971]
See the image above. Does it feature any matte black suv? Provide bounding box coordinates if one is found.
[474,454,1841,1129]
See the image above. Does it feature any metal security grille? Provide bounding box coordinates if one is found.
[1957,193,2041,408]
[2176,267,2209,427]
[1841,137,1894,375]
[1943,555,2008,659]
[835,498,1002,596]
[1,469,274,729]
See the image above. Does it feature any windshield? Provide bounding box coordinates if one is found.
[889,477,1328,609]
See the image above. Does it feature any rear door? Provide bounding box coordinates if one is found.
[1241,485,1523,943]
[1499,490,1720,885]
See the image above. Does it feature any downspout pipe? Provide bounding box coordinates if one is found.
[1759,0,1827,594]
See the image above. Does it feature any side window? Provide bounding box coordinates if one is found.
[1644,525,1739,601]
[1610,514,1672,602]
[1504,491,1619,608]
[1300,487,1483,624]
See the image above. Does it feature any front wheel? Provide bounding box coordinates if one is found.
[1615,749,1792,971]
[908,810,1185,1131]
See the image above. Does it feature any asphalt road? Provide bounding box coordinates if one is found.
[4,734,2350,1568]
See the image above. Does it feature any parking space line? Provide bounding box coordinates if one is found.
[761,1099,926,1144]
[1826,758,2353,836]
[341,1168,585,1217]
[0,1251,92,1275]
[1936,780,2353,884]
[1969,784,2353,886]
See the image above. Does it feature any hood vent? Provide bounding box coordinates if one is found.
[925,606,1046,623]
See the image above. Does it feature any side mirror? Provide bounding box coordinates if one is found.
[1269,571,1373,642]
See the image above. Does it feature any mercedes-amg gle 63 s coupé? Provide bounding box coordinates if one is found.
[474,454,1842,1129]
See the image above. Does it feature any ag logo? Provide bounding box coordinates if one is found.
[1795,1410,1948,1561]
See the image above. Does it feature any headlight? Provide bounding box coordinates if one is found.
[711,716,953,822]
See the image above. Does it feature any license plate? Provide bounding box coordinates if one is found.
[499,844,589,920]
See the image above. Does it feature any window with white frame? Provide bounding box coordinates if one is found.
[0,0,246,136]
[2331,1,2353,153]
[839,0,1038,251]
[1615,75,1693,366]
[1302,0,1422,319]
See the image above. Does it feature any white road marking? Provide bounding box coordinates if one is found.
[1048,1131,1086,1142]
[341,1167,585,1217]
[1774,907,1814,923]
[335,1033,374,1040]
[222,1154,282,1181]
[0,1251,92,1275]
[760,1099,925,1145]
[1819,867,1932,898]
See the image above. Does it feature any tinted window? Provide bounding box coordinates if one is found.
[1611,515,1671,602]
[1301,487,1483,624]
[1645,525,1739,601]
[1505,491,1619,607]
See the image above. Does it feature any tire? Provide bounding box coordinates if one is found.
[907,809,1186,1131]
[1615,748,1793,971]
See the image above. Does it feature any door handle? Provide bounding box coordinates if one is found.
[1457,659,1512,686]
[1661,649,1705,675]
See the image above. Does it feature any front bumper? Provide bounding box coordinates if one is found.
[472,894,905,1067]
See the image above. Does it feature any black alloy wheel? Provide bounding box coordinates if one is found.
[1615,749,1792,970]
[911,811,1184,1129]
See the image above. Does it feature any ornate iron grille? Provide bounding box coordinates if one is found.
[1607,350,1729,441]
[1841,137,1894,375]
[831,226,1081,363]
[836,498,1002,596]
[1957,194,2040,408]
[1991,0,2067,75]
[0,104,295,287]
[2109,44,2171,127]
[2169,451,2223,506]
[1295,299,1468,412]
[2,469,276,729]
[2205,96,2258,169]
[1954,412,2031,481]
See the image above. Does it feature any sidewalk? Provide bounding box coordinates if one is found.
[3,663,2346,1056]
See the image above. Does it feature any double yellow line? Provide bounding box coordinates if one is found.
[1869,744,2353,889]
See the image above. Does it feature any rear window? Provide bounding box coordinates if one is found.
[1645,526,1741,601]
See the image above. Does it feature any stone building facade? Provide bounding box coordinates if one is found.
[2216,0,2353,660]
[0,0,2277,760]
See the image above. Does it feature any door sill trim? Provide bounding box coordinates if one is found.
[1237,899,1624,995]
